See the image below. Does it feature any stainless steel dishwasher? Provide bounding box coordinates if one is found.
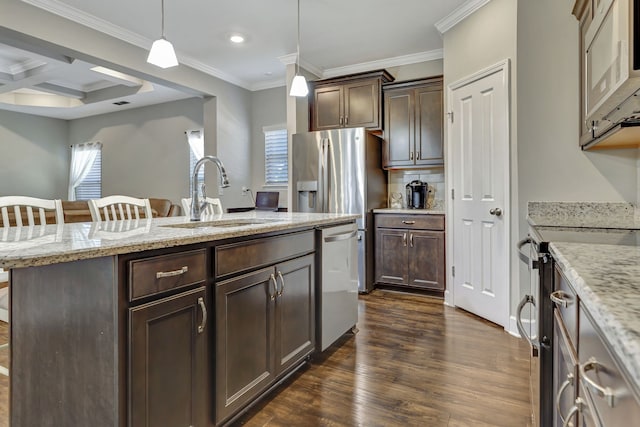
[316,222,359,351]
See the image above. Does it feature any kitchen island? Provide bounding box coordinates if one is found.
[0,211,358,427]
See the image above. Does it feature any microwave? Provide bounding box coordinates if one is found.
[584,0,640,143]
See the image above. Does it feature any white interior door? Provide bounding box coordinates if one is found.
[450,63,509,327]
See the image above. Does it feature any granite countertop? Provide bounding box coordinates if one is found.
[550,241,640,396]
[0,211,359,269]
[373,208,445,215]
[528,201,640,229]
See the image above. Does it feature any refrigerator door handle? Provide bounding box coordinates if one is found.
[322,138,330,212]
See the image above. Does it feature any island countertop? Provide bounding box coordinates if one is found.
[549,240,640,397]
[0,211,359,269]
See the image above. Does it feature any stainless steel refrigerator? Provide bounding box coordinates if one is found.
[292,127,387,293]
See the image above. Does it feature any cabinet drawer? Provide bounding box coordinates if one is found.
[579,305,640,425]
[553,265,579,349]
[128,249,206,301]
[375,214,444,230]
[215,230,315,278]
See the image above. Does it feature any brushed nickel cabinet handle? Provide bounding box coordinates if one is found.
[339,117,344,125]
[197,297,207,334]
[556,373,574,425]
[416,151,420,159]
[403,232,407,247]
[550,290,573,308]
[410,233,414,247]
[581,358,616,407]
[410,151,414,160]
[345,116,348,125]
[277,271,285,297]
[269,274,278,300]
[402,220,416,225]
[516,294,539,357]
[156,266,188,279]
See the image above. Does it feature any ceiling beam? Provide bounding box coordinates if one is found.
[34,82,85,99]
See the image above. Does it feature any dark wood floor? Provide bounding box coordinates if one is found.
[0,289,531,427]
[235,289,532,426]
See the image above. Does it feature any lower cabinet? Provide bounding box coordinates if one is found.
[215,253,315,425]
[129,286,208,427]
[374,213,445,291]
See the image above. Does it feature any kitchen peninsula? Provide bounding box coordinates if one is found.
[0,211,358,427]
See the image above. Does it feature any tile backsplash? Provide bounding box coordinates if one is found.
[387,167,445,209]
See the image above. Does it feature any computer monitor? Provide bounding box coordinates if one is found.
[255,191,279,211]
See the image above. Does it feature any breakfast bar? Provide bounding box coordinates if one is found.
[0,211,358,427]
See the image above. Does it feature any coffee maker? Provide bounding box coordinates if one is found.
[406,180,428,209]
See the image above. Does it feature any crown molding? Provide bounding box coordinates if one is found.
[9,58,47,75]
[249,78,286,92]
[278,53,297,65]
[321,49,443,79]
[21,0,253,90]
[435,0,492,34]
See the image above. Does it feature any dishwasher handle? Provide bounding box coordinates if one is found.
[324,230,357,243]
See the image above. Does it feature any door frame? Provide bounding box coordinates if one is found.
[444,59,514,331]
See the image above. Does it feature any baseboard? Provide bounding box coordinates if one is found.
[507,315,536,338]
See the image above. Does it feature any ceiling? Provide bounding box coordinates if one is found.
[0,0,477,119]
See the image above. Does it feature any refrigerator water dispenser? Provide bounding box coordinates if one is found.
[297,180,318,211]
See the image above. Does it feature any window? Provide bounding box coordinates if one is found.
[264,126,288,186]
[69,141,102,201]
[187,129,204,194]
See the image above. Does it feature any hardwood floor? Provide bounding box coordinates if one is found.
[235,290,532,427]
[0,289,531,427]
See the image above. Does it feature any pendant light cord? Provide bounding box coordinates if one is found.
[296,0,301,74]
[161,0,166,38]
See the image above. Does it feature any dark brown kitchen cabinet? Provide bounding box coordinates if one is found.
[374,213,445,292]
[309,70,394,131]
[383,76,443,169]
[129,286,208,427]
[214,232,315,425]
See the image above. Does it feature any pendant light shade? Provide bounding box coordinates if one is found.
[147,38,178,68]
[147,0,178,68]
[290,0,308,97]
[290,74,309,97]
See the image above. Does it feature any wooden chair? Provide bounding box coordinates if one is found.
[181,197,223,217]
[89,195,153,222]
[0,196,64,227]
[0,195,65,377]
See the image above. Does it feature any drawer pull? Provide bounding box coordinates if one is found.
[580,358,616,407]
[516,294,539,357]
[563,397,585,427]
[156,266,189,279]
[556,373,574,425]
[402,220,416,225]
[550,290,573,308]
[197,297,207,334]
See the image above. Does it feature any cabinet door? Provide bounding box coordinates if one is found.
[374,228,408,286]
[215,267,276,424]
[313,85,343,130]
[408,230,445,290]
[275,254,315,374]
[383,88,415,168]
[129,286,207,427]
[415,84,444,166]
[344,79,380,129]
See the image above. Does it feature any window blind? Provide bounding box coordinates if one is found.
[187,130,205,194]
[75,149,102,200]
[264,128,288,186]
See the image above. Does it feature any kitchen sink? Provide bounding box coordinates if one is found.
[161,218,286,229]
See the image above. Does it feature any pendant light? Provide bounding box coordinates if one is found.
[290,0,308,97]
[147,0,178,68]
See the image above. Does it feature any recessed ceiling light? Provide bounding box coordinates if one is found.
[229,35,245,44]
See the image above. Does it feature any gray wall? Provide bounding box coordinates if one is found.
[250,86,287,207]
[68,98,203,205]
[0,110,68,198]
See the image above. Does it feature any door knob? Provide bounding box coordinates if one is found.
[489,208,503,216]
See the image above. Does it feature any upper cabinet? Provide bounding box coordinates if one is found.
[309,70,394,131]
[382,76,444,169]
[573,0,640,149]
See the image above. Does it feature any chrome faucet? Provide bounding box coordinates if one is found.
[190,155,230,221]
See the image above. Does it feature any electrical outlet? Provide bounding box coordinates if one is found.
[241,186,250,196]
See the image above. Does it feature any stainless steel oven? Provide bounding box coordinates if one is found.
[516,233,554,427]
